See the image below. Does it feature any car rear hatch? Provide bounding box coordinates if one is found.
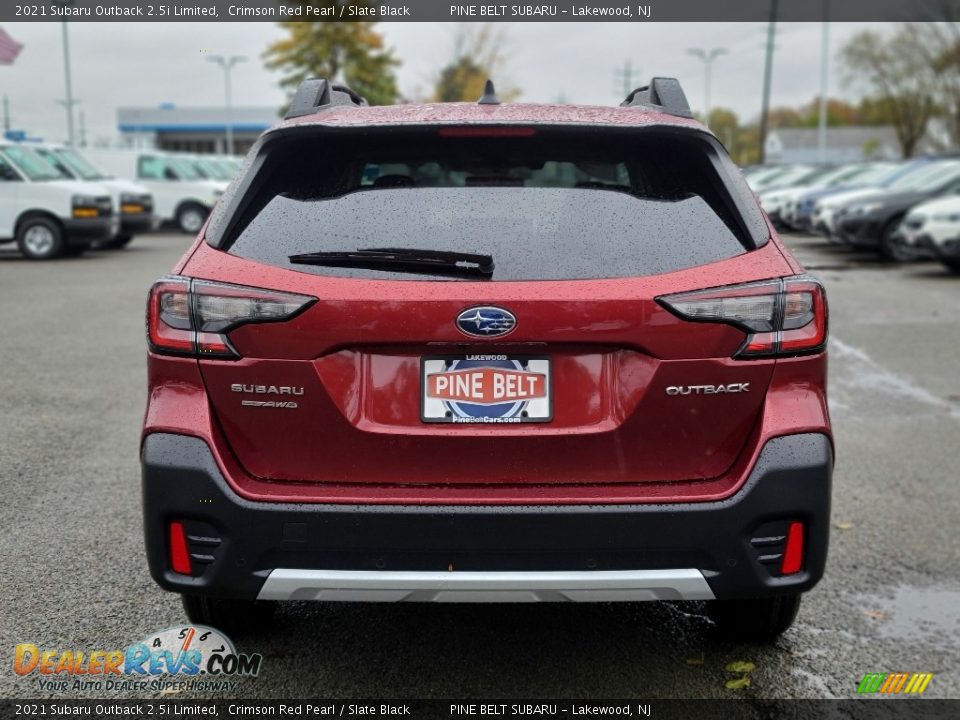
[176,124,793,495]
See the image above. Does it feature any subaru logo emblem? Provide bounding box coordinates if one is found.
[456,306,517,338]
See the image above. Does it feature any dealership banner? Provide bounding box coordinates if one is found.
[1,699,959,718]
[5,0,960,23]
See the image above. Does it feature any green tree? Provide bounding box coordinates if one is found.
[706,107,739,148]
[264,4,399,107]
[433,24,519,102]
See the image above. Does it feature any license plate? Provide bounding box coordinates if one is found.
[421,355,552,424]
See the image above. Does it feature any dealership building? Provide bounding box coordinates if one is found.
[116,105,278,154]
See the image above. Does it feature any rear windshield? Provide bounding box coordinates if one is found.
[222,130,761,281]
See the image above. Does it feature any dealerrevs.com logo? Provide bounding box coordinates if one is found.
[13,625,263,693]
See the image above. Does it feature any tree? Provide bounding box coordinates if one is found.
[839,28,937,157]
[432,24,519,102]
[766,106,803,129]
[706,107,739,147]
[264,4,399,107]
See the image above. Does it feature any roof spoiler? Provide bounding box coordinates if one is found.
[284,78,368,120]
[620,77,693,118]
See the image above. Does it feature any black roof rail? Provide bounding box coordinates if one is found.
[620,77,693,118]
[284,78,368,120]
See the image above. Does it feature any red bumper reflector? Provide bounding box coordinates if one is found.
[169,521,192,575]
[781,521,804,575]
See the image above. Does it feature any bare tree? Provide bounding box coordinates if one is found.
[840,28,937,157]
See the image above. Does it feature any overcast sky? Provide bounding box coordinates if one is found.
[2,21,892,145]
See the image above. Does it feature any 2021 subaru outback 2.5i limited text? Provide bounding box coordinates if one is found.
[142,78,832,642]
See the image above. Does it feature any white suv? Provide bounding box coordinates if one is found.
[0,143,118,260]
[33,144,156,249]
[84,150,226,233]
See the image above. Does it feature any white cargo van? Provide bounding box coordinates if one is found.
[32,144,156,249]
[83,150,227,233]
[0,142,118,260]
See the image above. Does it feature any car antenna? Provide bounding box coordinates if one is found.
[477,79,501,105]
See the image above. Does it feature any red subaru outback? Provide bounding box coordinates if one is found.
[142,78,832,642]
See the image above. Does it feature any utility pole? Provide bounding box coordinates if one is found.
[817,0,831,164]
[758,0,779,164]
[687,47,728,123]
[2,96,9,135]
[78,109,87,147]
[613,59,642,99]
[60,19,78,145]
[207,54,246,155]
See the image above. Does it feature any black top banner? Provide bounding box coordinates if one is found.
[7,0,960,23]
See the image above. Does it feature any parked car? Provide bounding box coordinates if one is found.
[759,165,840,227]
[760,164,885,230]
[0,142,117,259]
[896,196,960,273]
[183,154,236,183]
[813,159,960,243]
[746,164,814,192]
[142,77,833,642]
[780,162,900,232]
[32,143,156,249]
[84,149,226,234]
[836,159,960,260]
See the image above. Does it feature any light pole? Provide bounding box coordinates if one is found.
[759,0,780,164]
[817,0,831,164]
[207,54,246,155]
[687,47,727,124]
[57,8,79,146]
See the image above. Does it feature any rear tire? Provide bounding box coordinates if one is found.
[708,593,802,643]
[176,203,208,234]
[16,217,64,260]
[181,594,275,635]
[943,259,960,274]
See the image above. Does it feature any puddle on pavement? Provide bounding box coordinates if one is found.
[854,585,960,644]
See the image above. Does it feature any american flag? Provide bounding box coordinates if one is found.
[0,27,23,65]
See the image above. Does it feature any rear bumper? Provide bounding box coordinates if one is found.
[142,432,832,602]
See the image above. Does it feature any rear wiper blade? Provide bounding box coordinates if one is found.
[288,247,494,279]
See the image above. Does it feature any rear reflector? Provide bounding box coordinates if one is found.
[780,521,804,575]
[658,276,828,359]
[169,521,192,575]
[147,276,315,359]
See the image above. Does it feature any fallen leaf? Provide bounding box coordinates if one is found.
[864,610,889,621]
[834,522,854,530]
[725,676,752,690]
[685,655,704,666]
[725,661,757,673]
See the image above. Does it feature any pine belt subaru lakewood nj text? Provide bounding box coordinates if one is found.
[142,77,832,642]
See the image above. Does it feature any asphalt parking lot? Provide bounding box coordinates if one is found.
[1,232,958,703]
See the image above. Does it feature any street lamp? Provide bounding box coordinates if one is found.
[687,47,727,124]
[55,1,79,145]
[207,54,246,155]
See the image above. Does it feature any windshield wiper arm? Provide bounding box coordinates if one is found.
[288,247,494,279]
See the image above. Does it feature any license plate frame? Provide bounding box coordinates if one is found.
[420,355,553,424]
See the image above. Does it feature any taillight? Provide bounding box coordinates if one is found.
[147,276,315,359]
[658,276,827,358]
